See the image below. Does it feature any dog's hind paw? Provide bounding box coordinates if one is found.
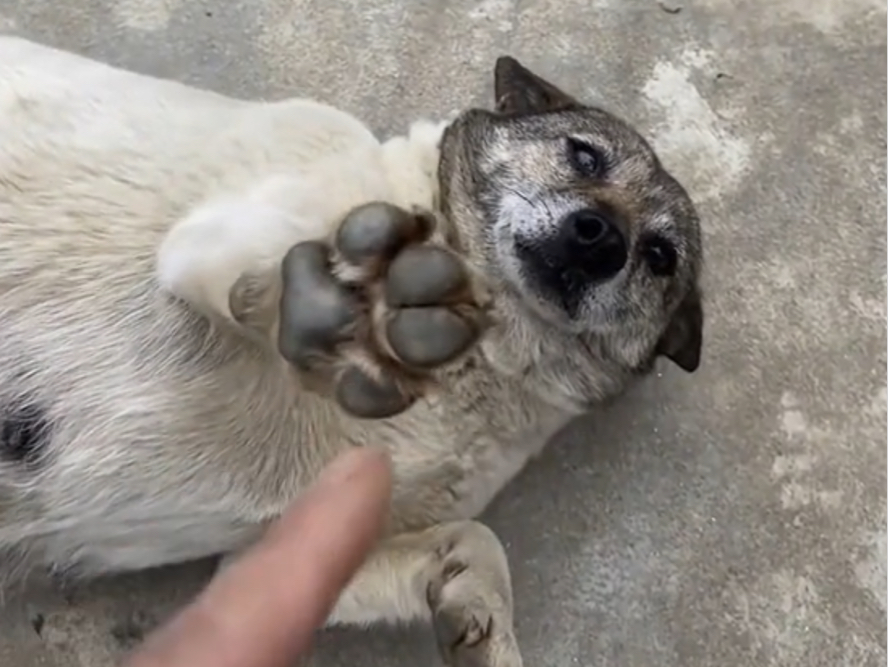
[277,202,491,419]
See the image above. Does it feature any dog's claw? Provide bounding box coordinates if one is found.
[433,604,497,667]
[385,245,469,307]
[335,202,429,265]
[278,241,357,369]
[335,365,414,419]
[386,308,477,368]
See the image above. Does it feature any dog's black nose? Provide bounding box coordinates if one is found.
[568,209,610,246]
[562,208,627,281]
[514,207,628,317]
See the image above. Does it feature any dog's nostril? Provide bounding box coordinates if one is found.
[571,212,609,246]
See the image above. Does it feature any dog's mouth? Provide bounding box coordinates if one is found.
[505,275,591,336]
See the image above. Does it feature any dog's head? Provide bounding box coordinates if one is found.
[438,57,703,410]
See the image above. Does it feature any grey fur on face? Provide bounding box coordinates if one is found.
[437,57,703,410]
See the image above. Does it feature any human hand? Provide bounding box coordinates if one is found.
[124,447,392,667]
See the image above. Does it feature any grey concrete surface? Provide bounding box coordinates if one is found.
[0,0,886,665]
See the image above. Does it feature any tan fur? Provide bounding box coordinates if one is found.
[0,38,703,666]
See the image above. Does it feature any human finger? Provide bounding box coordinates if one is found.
[125,446,393,667]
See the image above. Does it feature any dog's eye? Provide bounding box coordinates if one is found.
[566,138,605,177]
[641,236,677,277]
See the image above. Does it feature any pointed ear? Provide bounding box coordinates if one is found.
[656,286,703,373]
[494,56,580,116]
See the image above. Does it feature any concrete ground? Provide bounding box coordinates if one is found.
[1,0,885,665]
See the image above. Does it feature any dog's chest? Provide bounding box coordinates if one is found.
[447,420,560,519]
[389,376,571,524]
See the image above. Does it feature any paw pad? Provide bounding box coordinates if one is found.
[278,241,358,370]
[278,202,489,419]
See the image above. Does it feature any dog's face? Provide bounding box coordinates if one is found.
[439,57,703,408]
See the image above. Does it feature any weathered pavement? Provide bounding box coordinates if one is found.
[1,1,885,665]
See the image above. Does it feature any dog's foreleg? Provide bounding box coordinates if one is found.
[156,192,314,340]
[327,520,523,667]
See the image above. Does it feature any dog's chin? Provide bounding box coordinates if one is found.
[510,275,638,343]
[493,245,623,335]
[506,276,588,334]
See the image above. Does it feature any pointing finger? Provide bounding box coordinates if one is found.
[125,446,393,667]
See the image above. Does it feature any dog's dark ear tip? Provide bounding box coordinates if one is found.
[673,350,701,373]
[492,56,578,116]
[656,286,703,374]
[493,56,521,89]
[495,55,521,69]
[656,340,701,373]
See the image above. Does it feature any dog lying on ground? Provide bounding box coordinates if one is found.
[0,36,703,667]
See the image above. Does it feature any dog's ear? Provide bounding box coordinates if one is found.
[656,286,703,373]
[494,56,579,116]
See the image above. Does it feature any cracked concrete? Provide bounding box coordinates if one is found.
[0,0,885,665]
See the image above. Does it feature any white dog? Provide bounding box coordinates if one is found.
[0,37,704,667]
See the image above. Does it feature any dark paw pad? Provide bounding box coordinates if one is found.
[386,307,478,369]
[335,365,415,419]
[335,202,431,267]
[278,241,358,369]
[385,245,470,307]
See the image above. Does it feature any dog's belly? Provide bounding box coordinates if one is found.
[0,36,382,230]
[0,37,398,577]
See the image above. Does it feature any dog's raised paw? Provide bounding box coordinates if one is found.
[278,202,490,419]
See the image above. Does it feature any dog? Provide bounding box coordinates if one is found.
[0,36,703,667]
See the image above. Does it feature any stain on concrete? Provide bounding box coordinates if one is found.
[642,46,752,201]
[699,0,885,33]
[854,528,888,612]
[111,0,179,31]
[108,610,157,650]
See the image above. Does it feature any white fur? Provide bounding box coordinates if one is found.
[0,38,574,662]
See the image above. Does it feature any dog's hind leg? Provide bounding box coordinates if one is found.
[325,520,523,667]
